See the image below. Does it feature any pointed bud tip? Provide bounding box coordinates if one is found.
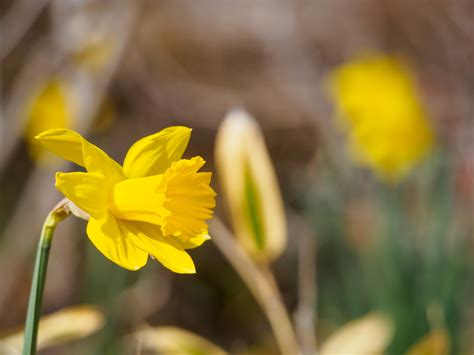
[34,132,46,140]
[227,107,253,120]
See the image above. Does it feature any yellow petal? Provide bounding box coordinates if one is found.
[160,157,216,240]
[86,214,148,271]
[36,129,124,183]
[81,137,124,184]
[176,231,211,250]
[36,129,84,166]
[55,172,108,219]
[123,126,191,178]
[215,109,287,263]
[119,220,196,274]
[112,175,167,225]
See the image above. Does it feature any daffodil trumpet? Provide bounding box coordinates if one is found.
[23,127,215,354]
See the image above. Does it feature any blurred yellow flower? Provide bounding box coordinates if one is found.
[328,54,435,182]
[37,127,216,273]
[24,79,74,162]
[215,109,287,263]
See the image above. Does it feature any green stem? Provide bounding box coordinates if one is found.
[23,200,71,355]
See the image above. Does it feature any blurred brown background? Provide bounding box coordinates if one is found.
[1,0,473,354]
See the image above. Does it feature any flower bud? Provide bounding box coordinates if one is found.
[215,109,287,263]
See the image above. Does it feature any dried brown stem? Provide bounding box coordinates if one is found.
[209,218,300,355]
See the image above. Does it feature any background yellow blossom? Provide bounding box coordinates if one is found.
[24,79,74,162]
[329,55,435,182]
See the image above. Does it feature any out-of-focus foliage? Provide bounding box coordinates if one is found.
[0,305,104,354]
[130,326,227,355]
[74,40,112,74]
[306,151,471,354]
[406,328,450,355]
[328,54,435,183]
[319,312,393,355]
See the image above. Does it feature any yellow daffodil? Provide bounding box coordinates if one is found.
[328,54,435,182]
[24,79,74,162]
[36,127,216,273]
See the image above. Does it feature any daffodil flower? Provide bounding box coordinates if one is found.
[36,127,216,273]
[328,54,435,182]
